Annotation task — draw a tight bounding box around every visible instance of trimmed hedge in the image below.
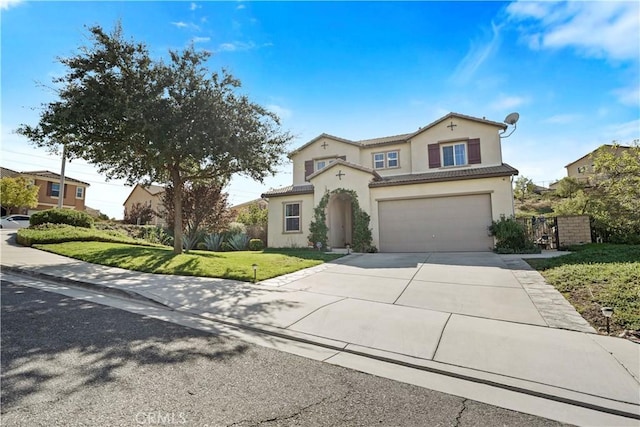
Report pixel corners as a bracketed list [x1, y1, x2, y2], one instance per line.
[248, 238, 265, 251]
[16, 224, 145, 247]
[30, 208, 94, 228]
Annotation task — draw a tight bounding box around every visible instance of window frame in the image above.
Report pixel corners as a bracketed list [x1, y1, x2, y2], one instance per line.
[283, 201, 302, 233]
[441, 142, 467, 167]
[372, 150, 400, 169]
[51, 183, 61, 198]
[76, 187, 84, 199]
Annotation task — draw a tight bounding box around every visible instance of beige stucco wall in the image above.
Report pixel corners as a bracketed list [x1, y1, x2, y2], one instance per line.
[309, 166, 374, 214]
[123, 185, 165, 225]
[410, 117, 503, 174]
[556, 215, 592, 248]
[369, 176, 514, 248]
[291, 137, 361, 185]
[359, 143, 412, 176]
[266, 193, 314, 248]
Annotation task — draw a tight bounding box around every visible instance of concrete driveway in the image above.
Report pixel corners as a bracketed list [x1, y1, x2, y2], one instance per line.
[278, 252, 547, 326]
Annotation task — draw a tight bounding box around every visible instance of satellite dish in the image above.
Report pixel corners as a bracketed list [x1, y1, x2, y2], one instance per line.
[504, 112, 520, 125]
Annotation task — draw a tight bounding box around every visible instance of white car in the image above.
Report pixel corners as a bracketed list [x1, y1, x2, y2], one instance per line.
[0, 214, 31, 229]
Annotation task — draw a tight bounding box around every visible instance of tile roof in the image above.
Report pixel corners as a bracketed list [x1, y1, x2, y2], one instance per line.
[288, 112, 509, 157]
[369, 164, 519, 187]
[306, 159, 382, 181]
[20, 170, 90, 186]
[261, 184, 315, 198]
[357, 133, 414, 147]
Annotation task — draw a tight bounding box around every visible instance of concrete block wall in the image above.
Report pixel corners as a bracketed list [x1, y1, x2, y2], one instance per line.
[556, 215, 592, 248]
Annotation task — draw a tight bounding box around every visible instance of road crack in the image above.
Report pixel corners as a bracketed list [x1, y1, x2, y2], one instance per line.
[453, 398, 468, 427]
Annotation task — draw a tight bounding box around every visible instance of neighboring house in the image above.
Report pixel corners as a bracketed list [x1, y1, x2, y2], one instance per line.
[122, 184, 166, 225]
[229, 198, 268, 220]
[261, 112, 519, 252]
[1, 167, 90, 214]
[550, 144, 632, 189]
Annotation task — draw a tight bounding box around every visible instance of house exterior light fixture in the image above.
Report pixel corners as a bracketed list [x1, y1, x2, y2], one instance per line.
[252, 264, 258, 283]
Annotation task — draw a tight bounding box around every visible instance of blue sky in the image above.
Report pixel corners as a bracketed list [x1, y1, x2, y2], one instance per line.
[2, 1, 638, 219]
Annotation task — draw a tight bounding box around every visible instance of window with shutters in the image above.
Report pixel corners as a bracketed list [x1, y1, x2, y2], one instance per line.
[51, 183, 61, 197]
[442, 143, 467, 167]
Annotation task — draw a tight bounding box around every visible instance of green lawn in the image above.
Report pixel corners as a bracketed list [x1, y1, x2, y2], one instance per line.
[527, 244, 640, 334]
[34, 241, 344, 282]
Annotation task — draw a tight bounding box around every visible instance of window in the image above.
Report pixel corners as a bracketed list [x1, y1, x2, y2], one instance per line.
[442, 143, 467, 167]
[315, 159, 335, 171]
[51, 183, 60, 198]
[373, 153, 385, 169]
[373, 151, 399, 169]
[387, 151, 398, 168]
[76, 187, 84, 199]
[284, 202, 301, 232]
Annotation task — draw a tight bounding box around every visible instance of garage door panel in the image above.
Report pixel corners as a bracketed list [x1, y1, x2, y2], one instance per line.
[379, 194, 493, 252]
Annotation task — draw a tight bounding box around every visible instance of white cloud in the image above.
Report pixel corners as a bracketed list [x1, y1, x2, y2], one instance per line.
[542, 114, 582, 124]
[0, 0, 22, 10]
[192, 36, 210, 44]
[452, 21, 502, 84]
[237, 4, 246, 10]
[171, 21, 200, 31]
[612, 85, 640, 107]
[190, 2, 200, 11]
[489, 94, 529, 111]
[217, 41, 272, 52]
[604, 119, 640, 141]
[267, 104, 292, 120]
[506, 1, 640, 62]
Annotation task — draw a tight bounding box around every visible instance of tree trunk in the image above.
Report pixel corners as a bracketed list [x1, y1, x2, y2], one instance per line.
[171, 167, 183, 254]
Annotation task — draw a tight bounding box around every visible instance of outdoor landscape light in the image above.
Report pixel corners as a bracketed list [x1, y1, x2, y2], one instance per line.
[346, 243, 351, 254]
[252, 264, 258, 283]
[601, 307, 614, 335]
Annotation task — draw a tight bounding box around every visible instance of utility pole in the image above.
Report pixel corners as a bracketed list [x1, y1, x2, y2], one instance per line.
[57, 144, 66, 209]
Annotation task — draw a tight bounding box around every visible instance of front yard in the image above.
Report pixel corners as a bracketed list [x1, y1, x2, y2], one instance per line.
[34, 242, 343, 282]
[527, 244, 640, 336]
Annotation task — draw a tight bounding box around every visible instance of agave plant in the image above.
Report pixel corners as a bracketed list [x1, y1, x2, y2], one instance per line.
[227, 233, 249, 251]
[182, 227, 203, 252]
[204, 233, 223, 251]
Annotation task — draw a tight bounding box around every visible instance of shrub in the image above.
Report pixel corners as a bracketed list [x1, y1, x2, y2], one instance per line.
[16, 224, 144, 246]
[220, 241, 233, 252]
[182, 231, 202, 252]
[248, 238, 264, 251]
[204, 233, 223, 251]
[227, 233, 249, 251]
[489, 216, 540, 254]
[226, 222, 247, 236]
[196, 242, 207, 251]
[30, 208, 94, 228]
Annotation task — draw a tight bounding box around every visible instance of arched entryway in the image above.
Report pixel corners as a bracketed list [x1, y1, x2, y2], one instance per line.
[327, 192, 353, 248]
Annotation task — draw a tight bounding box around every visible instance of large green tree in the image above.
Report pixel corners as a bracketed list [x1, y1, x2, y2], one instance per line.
[0, 177, 39, 214]
[513, 176, 535, 202]
[588, 142, 640, 240]
[17, 23, 291, 253]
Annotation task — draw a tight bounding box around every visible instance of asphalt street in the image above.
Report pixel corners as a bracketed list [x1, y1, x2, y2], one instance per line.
[1, 279, 566, 427]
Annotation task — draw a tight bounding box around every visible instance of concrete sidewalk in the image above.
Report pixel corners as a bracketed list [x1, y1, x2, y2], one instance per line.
[1, 231, 638, 425]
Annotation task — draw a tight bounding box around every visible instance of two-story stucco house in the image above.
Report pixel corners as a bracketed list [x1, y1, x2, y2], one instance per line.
[1, 167, 90, 214]
[262, 112, 519, 252]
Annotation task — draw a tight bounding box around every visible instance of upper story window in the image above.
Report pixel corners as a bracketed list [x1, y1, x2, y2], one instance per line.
[315, 159, 334, 171]
[442, 143, 467, 167]
[373, 150, 399, 169]
[76, 187, 84, 199]
[428, 139, 480, 169]
[51, 183, 61, 198]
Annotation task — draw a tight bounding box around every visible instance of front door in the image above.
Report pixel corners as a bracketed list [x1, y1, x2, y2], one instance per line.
[327, 193, 352, 248]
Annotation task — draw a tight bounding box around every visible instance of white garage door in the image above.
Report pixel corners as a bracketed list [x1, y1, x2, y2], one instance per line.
[378, 194, 493, 252]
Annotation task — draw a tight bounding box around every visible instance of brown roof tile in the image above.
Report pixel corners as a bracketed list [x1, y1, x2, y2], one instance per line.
[369, 164, 519, 188]
[261, 184, 315, 198]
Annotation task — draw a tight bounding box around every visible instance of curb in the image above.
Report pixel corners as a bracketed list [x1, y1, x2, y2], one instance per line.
[1, 265, 171, 309]
[3, 265, 639, 421]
